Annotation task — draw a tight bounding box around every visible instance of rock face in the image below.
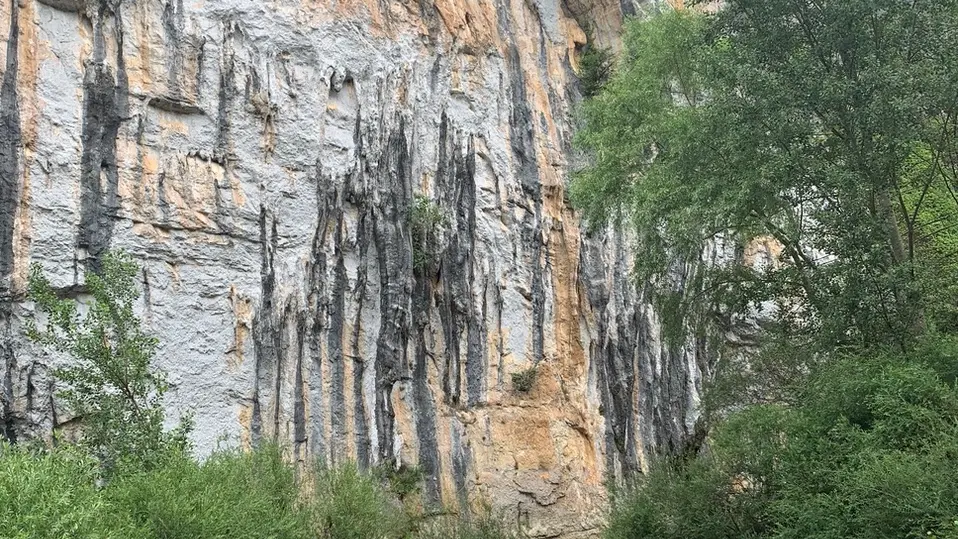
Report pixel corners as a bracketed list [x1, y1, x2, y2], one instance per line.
[0, 0, 705, 536]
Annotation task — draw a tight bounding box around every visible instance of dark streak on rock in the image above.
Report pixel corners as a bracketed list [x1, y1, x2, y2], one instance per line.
[371, 118, 413, 464]
[0, 0, 20, 288]
[412, 263, 441, 506]
[450, 419, 471, 509]
[251, 205, 279, 445]
[306, 161, 332, 461]
[77, 1, 129, 271]
[579, 228, 639, 474]
[215, 23, 237, 162]
[505, 46, 541, 202]
[0, 0, 20, 444]
[0, 320, 14, 444]
[293, 310, 308, 463]
[148, 95, 203, 115]
[344, 114, 372, 469]
[351, 198, 371, 470]
[35, 0, 86, 12]
[435, 113, 482, 406]
[160, 0, 186, 100]
[328, 198, 347, 464]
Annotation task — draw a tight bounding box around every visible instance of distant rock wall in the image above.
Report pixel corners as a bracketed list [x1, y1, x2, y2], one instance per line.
[0, 0, 705, 536]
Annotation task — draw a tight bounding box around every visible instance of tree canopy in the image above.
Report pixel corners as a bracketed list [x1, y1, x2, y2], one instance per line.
[573, 0, 958, 354]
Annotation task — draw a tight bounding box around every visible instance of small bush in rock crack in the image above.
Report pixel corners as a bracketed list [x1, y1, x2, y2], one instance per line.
[410, 195, 449, 271]
[511, 366, 538, 393]
[374, 462, 424, 501]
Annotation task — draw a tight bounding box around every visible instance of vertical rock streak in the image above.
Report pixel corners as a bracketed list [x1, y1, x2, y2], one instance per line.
[0, 0, 20, 444]
[371, 120, 413, 464]
[78, 1, 128, 270]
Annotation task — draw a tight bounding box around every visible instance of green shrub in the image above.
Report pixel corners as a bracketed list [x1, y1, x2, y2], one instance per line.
[578, 38, 613, 98]
[410, 195, 448, 270]
[311, 462, 409, 539]
[0, 443, 138, 538]
[511, 366, 538, 393]
[415, 510, 519, 539]
[605, 349, 958, 539]
[27, 251, 192, 473]
[0, 440, 539, 539]
[104, 445, 311, 539]
[374, 463, 423, 500]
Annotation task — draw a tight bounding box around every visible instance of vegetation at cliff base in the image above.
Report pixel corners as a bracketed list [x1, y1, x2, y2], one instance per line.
[573, 0, 958, 537]
[26, 251, 192, 474]
[0, 252, 519, 539]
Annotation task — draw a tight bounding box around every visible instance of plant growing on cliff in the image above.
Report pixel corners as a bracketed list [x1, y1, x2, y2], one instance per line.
[26, 251, 191, 473]
[410, 195, 448, 271]
[577, 29, 614, 98]
[373, 463, 423, 501]
[511, 366, 538, 393]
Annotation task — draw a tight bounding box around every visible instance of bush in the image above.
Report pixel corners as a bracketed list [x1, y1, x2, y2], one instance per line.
[374, 463, 423, 501]
[578, 41, 613, 98]
[27, 251, 192, 473]
[104, 445, 311, 539]
[0, 443, 138, 538]
[311, 462, 409, 539]
[605, 348, 958, 539]
[415, 507, 520, 539]
[410, 195, 448, 271]
[511, 366, 537, 393]
[0, 440, 536, 538]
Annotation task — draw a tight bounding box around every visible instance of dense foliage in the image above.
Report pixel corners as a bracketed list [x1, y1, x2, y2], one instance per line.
[0, 441, 519, 539]
[572, 1, 958, 537]
[577, 30, 614, 98]
[573, 0, 958, 352]
[605, 343, 958, 539]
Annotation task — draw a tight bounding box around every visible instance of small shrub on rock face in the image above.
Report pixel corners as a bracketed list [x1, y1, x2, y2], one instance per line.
[410, 195, 448, 270]
[374, 462, 423, 500]
[578, 40, 614, 98]
[511, 366, 538, 393]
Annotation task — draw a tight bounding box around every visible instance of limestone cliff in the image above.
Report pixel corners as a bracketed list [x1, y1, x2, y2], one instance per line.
[0, 0, 705, 536]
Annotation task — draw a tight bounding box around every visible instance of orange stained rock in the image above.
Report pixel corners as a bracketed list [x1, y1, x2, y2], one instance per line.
[228, 285, 253, 369]
[743, 234, 785, 269]
[127, 0, 157, 93]
[432, 0, 498, 50]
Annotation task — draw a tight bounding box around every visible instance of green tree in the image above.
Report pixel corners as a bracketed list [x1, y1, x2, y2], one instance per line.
[575, 3, 958, 537]
[26, 251, 190, 473]
[573, 1, 958, 357]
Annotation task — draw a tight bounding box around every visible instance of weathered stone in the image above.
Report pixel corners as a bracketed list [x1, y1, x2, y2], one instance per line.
[0, 0, 706, 536]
